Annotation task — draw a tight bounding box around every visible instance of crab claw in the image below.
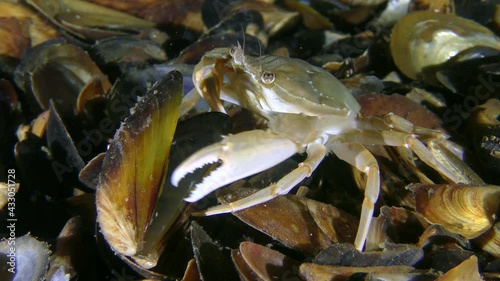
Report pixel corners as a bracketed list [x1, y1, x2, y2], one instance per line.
[171, 130, 301, 202]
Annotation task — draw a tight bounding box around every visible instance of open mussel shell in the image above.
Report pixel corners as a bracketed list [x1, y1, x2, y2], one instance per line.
[91, 37, 168, 80]
[409, 184, 500, 239]
[14, 39, 111, 117]
[474, 222, 500, 259]
[467, 98, 500, 184]
[27, 0, 155, 40]
[232, 241, 301, 281]
[46, 102, 86, 190]
[0, 2, 58, 59]
[104, 64, 196, 125]
[390, 11, 500, 82]
[190, 221, 240, 281]
[432, 49, 500, 95]
[46, 217, 96, 280]
[224, 194, 333, 255]
[366, 206, 429, 250]
[417, 224, 472, 250]
[96, 71, 184, 269]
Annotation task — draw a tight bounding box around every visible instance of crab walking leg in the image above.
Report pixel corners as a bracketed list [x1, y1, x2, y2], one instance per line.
[356, 114, 446, 139]
[179, 88, 201, 116]
[195, 142, 327, 216]
[339, 131, 460, 183]
[330, 142, 380, 251]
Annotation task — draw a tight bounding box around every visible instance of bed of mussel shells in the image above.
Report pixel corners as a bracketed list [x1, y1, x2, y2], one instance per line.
[0, 0, 500, 280]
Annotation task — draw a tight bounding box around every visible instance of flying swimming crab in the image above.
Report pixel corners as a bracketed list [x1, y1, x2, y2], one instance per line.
[171, 44, 461, 251]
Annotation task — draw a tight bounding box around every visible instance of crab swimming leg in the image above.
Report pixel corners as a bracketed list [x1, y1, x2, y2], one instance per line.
[329, 141, 380, 252]
[338, 130, 460, 183]
[197, 142, 327, 216]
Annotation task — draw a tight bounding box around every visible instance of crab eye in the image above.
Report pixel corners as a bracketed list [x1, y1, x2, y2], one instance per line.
[229, 46, 237, 56]
[261, 71, 275, 84]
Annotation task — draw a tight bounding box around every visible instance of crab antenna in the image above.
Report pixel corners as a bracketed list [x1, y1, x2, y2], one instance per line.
[240, 24, 246, 55]
[258, 38, 262, 57]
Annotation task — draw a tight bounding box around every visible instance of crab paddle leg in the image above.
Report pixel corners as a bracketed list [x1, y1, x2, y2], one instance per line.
[195, 142, 327, 216]
[330, 142, 380, 251]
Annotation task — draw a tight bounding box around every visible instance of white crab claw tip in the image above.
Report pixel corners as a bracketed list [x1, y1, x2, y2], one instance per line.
[184, 191, 203, 203]
[170, 144, 223, 187]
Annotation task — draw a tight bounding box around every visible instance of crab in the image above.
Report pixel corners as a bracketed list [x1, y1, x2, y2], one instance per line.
[171, 45, 460, 251]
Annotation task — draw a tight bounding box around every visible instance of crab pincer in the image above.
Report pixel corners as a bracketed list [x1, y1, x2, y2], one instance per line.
[172, 130, 302, 203]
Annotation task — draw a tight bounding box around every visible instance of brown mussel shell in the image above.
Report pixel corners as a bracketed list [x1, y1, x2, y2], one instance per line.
[410, 184, 500, 239]
[96, 71, 183, 269]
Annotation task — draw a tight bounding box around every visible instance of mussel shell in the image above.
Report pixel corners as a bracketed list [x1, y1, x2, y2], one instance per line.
[410, 184, 500, 239]
[322, 31, 374, 59]
[0, 2, 58, 58]
[409, 0, 455, 14]
[435, 255, 483, 281]
[433, 50, 500, 95]
[105, 64, 195, 125]
[91, 37, 168, 81]
[202, 0, 300, 37]
[86, 0, 205, 33]
[46, 217, 96, 280]
[190, 221, 240, 281]
[474, 222, 500, 259]
[468, 99, 500, 184]
[390, 11, 500, 81]
[27, 0, 156, 40]
[232, 241, 301, 281]
[46, 102, 86, 188]
[454, 0, 499, 27]
[14, 133, 67, 198]
[14, 39, 111, 117]
[270, 29, 325, 59]
[299, 263, 417, 281]
[96, 71, 184, 268]
[202, 9, 265, 39]
[313, 243, 423, 267]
